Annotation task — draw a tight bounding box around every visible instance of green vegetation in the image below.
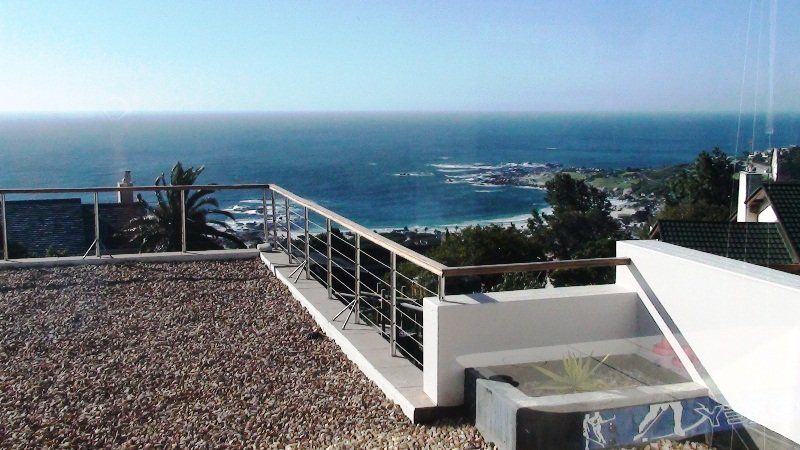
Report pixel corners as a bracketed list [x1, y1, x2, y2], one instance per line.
[44, 247, 69, 257]
[528, 173, 623, 286]
[392, 173, 622, 294]
[524, 165, 688, 198]
[123, 162, 244, 252]
[397, 224, 546, 296]
[532, 353, 610, 394]
[787, 149, 800, 180]
[657, 148, 737, 221]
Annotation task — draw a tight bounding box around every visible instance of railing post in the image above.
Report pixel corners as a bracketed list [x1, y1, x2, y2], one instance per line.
[270, 189, 278, 248]
[1, 193, 8, 261]
[285, 197, 292, 263]
[355, 234, 361, 324]
[304, 206, 310, 280]
[262, 188, 268, 244]
[326, 218, 332, 298]
[379, 288, 386, 335]
[180, 189, 186, 253]
[438, 274, 446, 301]
[390, 251, 397, 356]
[94, 192, 101, 257]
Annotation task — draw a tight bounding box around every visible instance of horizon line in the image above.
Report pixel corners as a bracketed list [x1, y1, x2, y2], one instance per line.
[1, 109, 800, 116]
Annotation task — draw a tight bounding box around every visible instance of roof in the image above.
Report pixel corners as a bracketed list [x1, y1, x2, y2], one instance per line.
[760, 183, 800, 257]
[2, 199, 147, 257]
[652, 220, 794, 265]
[4, 198, 90, 256]
[85, 203, 148, 252]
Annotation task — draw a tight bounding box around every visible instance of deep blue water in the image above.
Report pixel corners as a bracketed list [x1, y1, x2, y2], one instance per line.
[1, 112, 799, 229]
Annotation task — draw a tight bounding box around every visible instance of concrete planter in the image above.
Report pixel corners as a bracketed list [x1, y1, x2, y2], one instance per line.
[468, 367, 750, 450]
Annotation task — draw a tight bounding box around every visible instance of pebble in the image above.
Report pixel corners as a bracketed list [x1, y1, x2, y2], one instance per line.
[0, 260, 493, 449]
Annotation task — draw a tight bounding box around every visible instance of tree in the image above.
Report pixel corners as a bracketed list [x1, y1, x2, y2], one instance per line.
[123, 163, 244, 252]
[528, 173, 623, 286]
[658, 148, 735, 221]
[785, 148, 800, 181]
[398, 224, 546, 296]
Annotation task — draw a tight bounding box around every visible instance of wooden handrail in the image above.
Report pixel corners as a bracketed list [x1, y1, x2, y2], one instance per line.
[441, 257, 631, 277]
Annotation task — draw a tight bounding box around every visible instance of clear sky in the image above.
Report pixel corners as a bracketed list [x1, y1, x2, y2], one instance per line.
[1, 0, 798, 113]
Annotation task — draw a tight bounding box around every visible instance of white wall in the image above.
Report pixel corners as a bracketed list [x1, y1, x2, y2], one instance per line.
[758, 204, 778, 223]
[617, 240, 800, 444]
[422, 285, 640, 406]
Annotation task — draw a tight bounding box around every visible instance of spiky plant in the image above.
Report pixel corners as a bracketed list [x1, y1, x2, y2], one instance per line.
[122, 162, 244, 252]
[532, 353, 610, 394]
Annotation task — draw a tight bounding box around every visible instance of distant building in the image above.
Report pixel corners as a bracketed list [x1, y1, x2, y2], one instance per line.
[651, 180, 800, 271]
[745, 145, 799, 181]
[2, 172, 146, 257]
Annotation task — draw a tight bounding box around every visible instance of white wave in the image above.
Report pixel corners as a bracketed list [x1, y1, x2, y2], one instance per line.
[468, 182, 502, 188]
[393, 172, 434, 177]
[429, 163, 486, 170]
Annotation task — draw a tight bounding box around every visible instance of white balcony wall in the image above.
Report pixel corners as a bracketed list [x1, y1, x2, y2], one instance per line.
[617, 240, 800, 444]
[422, 285, 641, 406]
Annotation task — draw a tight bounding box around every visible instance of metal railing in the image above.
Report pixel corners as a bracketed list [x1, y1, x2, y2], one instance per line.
[266, 185, 630, 368]
[0, 182, 631, 369]
[0, 184, 271, 259]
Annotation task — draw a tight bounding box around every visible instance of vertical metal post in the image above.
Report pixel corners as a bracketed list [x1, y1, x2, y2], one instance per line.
[180, 189, 186, 253]
[270, 190, 278, 248]
[285, 197, 292, 263]
[262, 189, 268, 244]
[304, 206, 310, 279]
[94, 192, 101, 257]
[379, 288, 386, 335]
[326, 218, 332, 298]
[438, 275, 446, 301]
[390, 252, 397, 356]
[354, 234, 361, 324]
[1, 193, 8, 261]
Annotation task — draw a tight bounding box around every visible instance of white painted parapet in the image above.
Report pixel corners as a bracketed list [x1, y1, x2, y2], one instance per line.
[617, 240, 800, 444]
[422, 285, 641, 406]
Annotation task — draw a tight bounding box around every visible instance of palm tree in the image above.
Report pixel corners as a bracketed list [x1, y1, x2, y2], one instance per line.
[123, 163, 244, 252]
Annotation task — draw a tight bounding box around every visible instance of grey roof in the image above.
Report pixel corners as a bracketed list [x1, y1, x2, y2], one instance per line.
[4, 199, 90, 257]
[653, 220, 794, 265]
[90, 203, 148, 253]
[761, 183, 800, 258]
[2, 199, 147, 257]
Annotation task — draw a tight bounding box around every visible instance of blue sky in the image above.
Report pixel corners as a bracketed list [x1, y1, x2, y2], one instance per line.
[0, 0, 798, 112]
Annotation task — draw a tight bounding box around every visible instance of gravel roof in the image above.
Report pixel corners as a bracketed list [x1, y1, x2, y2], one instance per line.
[0, 259, 490, 449]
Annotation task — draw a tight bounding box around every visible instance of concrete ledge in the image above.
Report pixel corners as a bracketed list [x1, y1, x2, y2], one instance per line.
[260, 250, 440, 423]
[0, 249, 260, 269]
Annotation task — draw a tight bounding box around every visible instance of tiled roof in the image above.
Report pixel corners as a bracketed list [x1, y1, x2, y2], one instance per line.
[762, 183, 800, 256]
[654, 220, 794, 265]
[4, 199, 90, 257]
[88, 203, 147, 252]
[2, 199, 147, 257]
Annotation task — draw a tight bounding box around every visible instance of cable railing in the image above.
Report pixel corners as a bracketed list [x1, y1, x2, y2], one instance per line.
[0, 182, 632, 370]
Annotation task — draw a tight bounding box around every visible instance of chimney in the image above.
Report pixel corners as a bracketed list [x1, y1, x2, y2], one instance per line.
[737, 171, 763, 222]
[118, 171, 134, 204]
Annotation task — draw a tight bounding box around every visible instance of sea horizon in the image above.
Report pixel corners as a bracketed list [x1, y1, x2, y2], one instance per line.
[1, 111, 798, 230]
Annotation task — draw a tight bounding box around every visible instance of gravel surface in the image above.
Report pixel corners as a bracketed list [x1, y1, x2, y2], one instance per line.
[0, 259, 491, 449]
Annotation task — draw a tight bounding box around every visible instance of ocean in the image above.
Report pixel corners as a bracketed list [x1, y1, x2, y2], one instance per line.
[1, 112, 798, 230]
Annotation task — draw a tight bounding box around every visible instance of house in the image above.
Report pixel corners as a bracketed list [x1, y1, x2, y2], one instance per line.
[651, 165, 800, 272]
[2, 172, 146, 257]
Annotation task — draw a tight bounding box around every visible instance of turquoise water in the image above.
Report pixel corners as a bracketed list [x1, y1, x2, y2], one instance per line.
[1, 112, 798, 229]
